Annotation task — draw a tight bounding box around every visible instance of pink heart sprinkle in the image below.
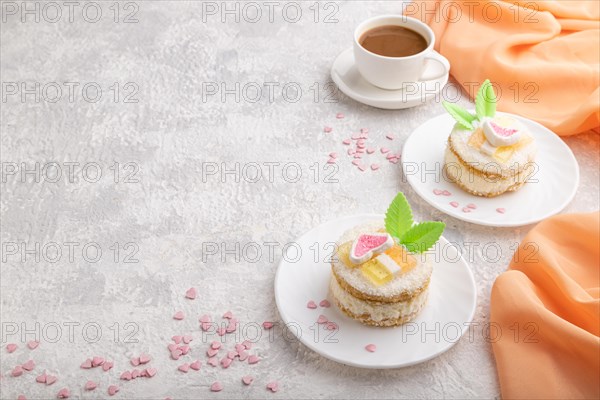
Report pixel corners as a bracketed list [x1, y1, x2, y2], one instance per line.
[319, 299, 331, 308]
[12, 365, 24, 377]
[325, 322, 338, 331]
[207, 348, 218, 357]
[307, 300, 317, 309]
[6, 343, 17, 353]
[221, 357, 233, 368]
[235, 344, 245, 354]
[179, 345, 190, 355]
[496, 208, 506, 214]
[380, 147, 390, 154]
[85, 380, 97, 390]
[172, 335, 182, 344]
[201, 322, 212, 332]
[146, 368, 157, 377]
[46, 375, 57, 385]
[139, 353, 151, 364]
[367, 148, 375, 154]
[433, 189, 443, 195]
[171, 349, 183, 360]
[323, 126, 332, 133]
[182, 335, 193, 344]
[317, 315, 328, 324]
[371, 164, 380, 171]
[57, 388, 70, 398]
[365, 344, 377, 352]
[242, 375, 254, 385]
[199, 314, 211, 323]
[167, 343, 177, 352]
[467, 203, 477, 209]
[222, 311, 233, 319]
[36, 373, 47, 383]
[227, 350, 236, 359]
[108, 385, 120, 396]
[462, 207, 472, 213]
[226, 322, 237, 333]
[217, 327, 226, 336]
[327, 158, 336, 165]
[185, 287, 197, 299]
[131, 369, 141, 379]
[211, 341, 222, 350]
[92, 356, 104, 367]
[329, 152, 337, 159]
[102, 361, 114, 372]
[351, 159, 361, 166]
[18, 396, 26, 400]
[22, 359, 35, 371]
[190, 360, 201, 371]
[27, 341, 39, 350]
[386, 134, 395, 140]
[248, 355, 260, 365]
[342, 139, 351, 145]
[238, 351, 248, 361]
[336, 113, 344, 119]
[173, 311, 184, 320]
[211, 381, 223, 392]
[130, 357, 140, 366]
[80, 359, 92, 369]
[442, 190, 452, 196]
[450, 201, 459, 208]
[120, 371, 132, 380]
[242, 340, 252, 350]
[207, 357, 218, 367]
[178, 363, 190, 373]
[262, 321, 273, 329]
[266, 381, 279, 392]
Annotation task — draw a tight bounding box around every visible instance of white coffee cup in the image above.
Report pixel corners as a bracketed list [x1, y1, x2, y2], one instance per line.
[353, 15, 450, 90]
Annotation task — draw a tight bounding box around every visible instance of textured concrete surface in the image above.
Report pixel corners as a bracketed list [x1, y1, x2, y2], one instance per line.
[1, 1, 598, 399]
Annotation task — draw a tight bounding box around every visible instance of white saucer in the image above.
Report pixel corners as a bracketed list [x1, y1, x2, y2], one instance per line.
[274, 214, 477, 369]
[330, 48, 449, 110]
[402, 112, 580, 227]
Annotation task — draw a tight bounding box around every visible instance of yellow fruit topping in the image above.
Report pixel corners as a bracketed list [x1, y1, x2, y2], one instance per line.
[360, 258, 394, 286]
[384, 245, 417, 273]
[493, 134, 534, 163]
[467, 128, 486, 149]
[335, 241, 353, 267]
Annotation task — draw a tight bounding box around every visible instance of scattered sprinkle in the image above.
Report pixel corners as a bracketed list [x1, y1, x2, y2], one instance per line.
[307, 300, 317, 309]
[248, 355, 260, 365]
[467, 203, 477, 209]
[386, 134, 395, 140]
[27, 341, 39, 350]
[324, 126, 332, 133]
[336, 113, 344, 119]
[380, 147, 390, 154]
[266, 381, 279, 392]
[210, 381, 223, 392]
[496, 208, 506, 214]
[242, 375, 254, 385]
[371, 164, 380, 171]
[57, 388, 70, 399]
[173, 311, 184, 320]
[365, 344, 377, 352]
[185, 287, 197, 299]
[84, 380, 97, 391]
[342, 139, 351, 145]
[6, 343, 17, 353]
[108, 385, 119, 396]
[450, 201, 459, 208]
[317, 315, 328, 324]
[319, 299, 330, 308]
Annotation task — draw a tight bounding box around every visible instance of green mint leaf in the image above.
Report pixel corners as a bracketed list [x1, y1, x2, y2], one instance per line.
[400, 221, 445, 254]
[442, 101, 476, 130]
[475, 79, 496, 120]
[385, 192, 414, 241]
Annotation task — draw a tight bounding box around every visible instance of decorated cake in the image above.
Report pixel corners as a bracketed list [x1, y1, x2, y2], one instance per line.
[330, 193, 445, 327]
[443, 80, 537, 197]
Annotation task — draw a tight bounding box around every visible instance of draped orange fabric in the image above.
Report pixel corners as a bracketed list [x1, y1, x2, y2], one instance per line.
[490, 212, 600, 399]
[406, 0, 600, 136]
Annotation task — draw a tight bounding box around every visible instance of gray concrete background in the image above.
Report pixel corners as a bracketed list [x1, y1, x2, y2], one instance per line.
[1, 1, 598, 399]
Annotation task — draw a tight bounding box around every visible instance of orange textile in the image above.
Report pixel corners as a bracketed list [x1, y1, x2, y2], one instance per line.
[490, 212, 600, 399]
[406, 0, 600, 136]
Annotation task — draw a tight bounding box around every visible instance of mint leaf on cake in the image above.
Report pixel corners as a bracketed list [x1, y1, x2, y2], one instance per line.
[475, 79, 496, 119]
[384, 192, 414, 241]
[442, 102, 476, 130]
[400, 221, 446, 254]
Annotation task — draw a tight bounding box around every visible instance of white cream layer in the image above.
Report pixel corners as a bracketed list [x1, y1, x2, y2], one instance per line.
[444, 147, 534, 196]
[330, 276, 428, 322]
